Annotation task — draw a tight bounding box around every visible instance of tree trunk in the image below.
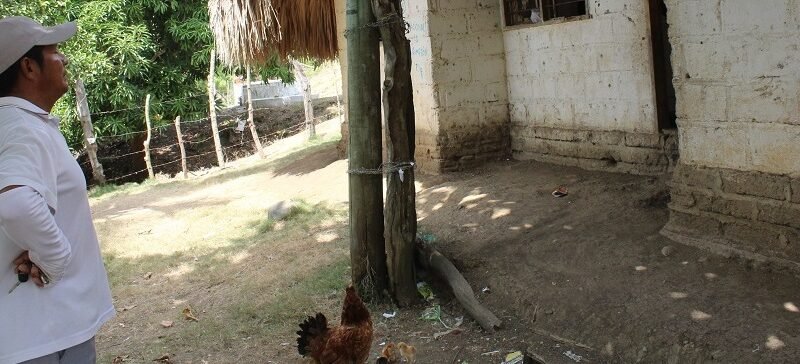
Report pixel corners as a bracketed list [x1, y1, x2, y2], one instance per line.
[143, 94, 154, 179]
[174, 116, 188, 179]
[208, 46, 225, 167]
[246, 67, 265, 158]
[372, 0, 418, 306]
[347, 0, 388, 301]
[417, 242, 503, 332]
[291, 59, 316, 139]
[74, 79, 106, 185]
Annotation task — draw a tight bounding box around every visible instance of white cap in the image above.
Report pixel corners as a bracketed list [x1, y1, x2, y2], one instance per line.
[0, 16, 77, 74]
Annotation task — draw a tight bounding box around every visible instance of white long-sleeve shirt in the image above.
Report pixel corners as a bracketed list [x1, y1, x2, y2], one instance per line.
[0, 97, 114, 364]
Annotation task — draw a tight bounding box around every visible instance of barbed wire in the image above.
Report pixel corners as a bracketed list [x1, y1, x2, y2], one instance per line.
[99, 113, 341, 183]
[88, 94, 209, 117]
[343, 13, 409, 37]
[347, 161, 415, 176]
[91, 105, 341, 142]
[98, 149, 144, 161]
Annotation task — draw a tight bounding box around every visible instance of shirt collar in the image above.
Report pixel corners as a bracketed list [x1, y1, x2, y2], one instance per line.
[0, 96, 61, 126]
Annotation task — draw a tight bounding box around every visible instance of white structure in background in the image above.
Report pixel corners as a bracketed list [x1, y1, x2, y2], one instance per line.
[233, 79, 319, 108]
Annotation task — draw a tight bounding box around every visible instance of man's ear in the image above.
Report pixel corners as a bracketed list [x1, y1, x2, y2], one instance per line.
[17, 57, 41, 82]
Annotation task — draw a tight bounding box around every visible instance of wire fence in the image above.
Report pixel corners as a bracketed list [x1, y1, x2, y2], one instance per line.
[94, 109, 341, 184]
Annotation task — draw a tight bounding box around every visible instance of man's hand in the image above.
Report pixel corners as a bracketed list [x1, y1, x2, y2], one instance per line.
[13, 251, 48, 287]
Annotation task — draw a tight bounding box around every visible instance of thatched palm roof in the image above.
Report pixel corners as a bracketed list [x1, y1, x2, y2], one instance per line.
[209, 0, 338, 66]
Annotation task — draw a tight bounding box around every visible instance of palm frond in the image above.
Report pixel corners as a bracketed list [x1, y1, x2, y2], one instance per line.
[209, 0, 337, 67]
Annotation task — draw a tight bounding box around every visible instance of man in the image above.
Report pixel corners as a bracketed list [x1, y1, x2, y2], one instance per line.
[0, 16, 114, 364]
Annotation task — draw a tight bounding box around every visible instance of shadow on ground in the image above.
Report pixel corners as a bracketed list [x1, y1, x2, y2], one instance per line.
[414, 160, 800, 363]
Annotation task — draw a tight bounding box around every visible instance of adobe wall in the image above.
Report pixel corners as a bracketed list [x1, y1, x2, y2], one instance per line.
[409, 0, 511, 173]
[663, 0, 800, 268]
[505, 0, 677, 175]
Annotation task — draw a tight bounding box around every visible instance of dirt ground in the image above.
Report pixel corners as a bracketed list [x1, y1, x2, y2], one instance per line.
[91, 123, 800, 363]
[412, 162, 800, 363]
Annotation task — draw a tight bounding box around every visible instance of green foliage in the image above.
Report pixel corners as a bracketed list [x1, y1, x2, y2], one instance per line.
[1, 1, 309, 152]
[0, 0, 212, 150]
[255, 54, 295, 84]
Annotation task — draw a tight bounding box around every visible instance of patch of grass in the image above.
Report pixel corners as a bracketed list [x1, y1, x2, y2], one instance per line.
[230, 257, 350, 331]
[256, 219, 277, 234]
[88, 182, 133, 199]
[253, 200, 341, 235]
[88, 178, 163, 199]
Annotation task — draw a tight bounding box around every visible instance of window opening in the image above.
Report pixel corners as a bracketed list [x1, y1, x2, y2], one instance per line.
[503, 0, 588, 27]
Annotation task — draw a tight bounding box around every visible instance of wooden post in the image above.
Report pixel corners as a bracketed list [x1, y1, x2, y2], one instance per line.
[417, 242, 502, 332]
[246, 66, 265, 158]
[143, 94, 154, 179]
[372, 0, 419, 306]
[208, 45, 225, 167]
[346, 0, 388, 300]
[336, 64, 344, 121]
[291, 59, 316, 139]
[74, 79, 106, 185]
[174, 116, 188, 179]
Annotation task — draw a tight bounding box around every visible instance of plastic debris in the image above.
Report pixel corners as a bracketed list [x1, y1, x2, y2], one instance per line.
[417, 281, 435, 301]
[552, 186, 569, 198]
[382, 311, 397, 319]
[501, 351, 540, 364]
[563, 350, 583, 362]
[421, 305, 442, 322]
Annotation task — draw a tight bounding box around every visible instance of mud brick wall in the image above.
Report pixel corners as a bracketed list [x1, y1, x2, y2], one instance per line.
[666, 0, 800, 174]
[663, 0, 800, 266]
[666, 165, 800, 265]
[416, 123, 511, 172]
[409, 0, 511, 173]
[513, 126, 678, 175]
[504, 0, 664, 172]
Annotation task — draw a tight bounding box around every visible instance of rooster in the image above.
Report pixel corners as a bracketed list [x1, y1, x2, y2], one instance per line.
[297, 285, 373, 363]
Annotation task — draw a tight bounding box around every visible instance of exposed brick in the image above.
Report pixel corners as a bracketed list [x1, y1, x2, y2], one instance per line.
[721, 169, 788, 201]
[792, 179, 800, 204]
[781, 229, 800, 252]
[669, 210, 723, 237]
[617, 147, 668, 166]
[757, 203, 800, 229]
[692, 191, 714, 212]
[624, 133, 662, 148]
[533, 127, 590, 142]
[661, 132, 679, 152]
[723, 222, 781, 254]
[670, 188, 696, 209]
[673, 163, 721, 190]
[587, 131, 624, 146]
[709, 197, 758, 220]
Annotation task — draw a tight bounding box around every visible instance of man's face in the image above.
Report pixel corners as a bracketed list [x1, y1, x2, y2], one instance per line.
[36, 44, 70, 98]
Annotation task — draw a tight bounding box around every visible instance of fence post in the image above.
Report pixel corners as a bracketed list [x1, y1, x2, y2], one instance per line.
[74, 79, 106, 184]
[143, 94, 154, 179]
[246, 66, 265, 158]
[208, 45, 225, 167]
[174, 116, 188, 179]
[291, 59, 316, 140]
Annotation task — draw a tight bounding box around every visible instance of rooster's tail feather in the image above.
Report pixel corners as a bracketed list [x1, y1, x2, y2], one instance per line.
[296, 312, 328, 356]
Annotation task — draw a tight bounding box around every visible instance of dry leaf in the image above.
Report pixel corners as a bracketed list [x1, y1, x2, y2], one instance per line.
[182, 306, 199, 322]
[152, 354, 172, 363]
[112, 355, 128, 363]
[160, 320, 174, 328]
[433, 327, 463, 340]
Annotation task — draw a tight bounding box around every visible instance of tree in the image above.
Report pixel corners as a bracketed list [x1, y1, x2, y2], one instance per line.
[1, 0, 215, 150]
[345, 0, 389, 301]
[372, 0, 418, 306]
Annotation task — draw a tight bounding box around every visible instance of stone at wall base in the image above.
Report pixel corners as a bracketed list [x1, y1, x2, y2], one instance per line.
[661, 217, 800, 275]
